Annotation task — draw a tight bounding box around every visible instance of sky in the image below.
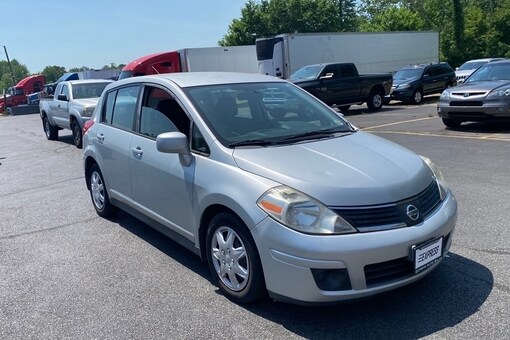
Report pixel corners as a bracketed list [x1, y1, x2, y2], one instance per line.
[1, 0, 247, 74]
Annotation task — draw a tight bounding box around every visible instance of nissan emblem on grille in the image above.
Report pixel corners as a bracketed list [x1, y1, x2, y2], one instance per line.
[464, 93, 470, 97]
[406, 204, 420, 221]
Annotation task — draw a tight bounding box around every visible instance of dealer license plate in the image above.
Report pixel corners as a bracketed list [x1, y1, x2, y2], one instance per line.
[414, 237, 443, 273]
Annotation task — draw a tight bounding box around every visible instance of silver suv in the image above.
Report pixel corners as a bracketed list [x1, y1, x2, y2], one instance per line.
[83, 72, 457, 305]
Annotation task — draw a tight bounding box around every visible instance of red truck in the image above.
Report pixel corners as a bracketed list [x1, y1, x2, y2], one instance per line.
[118, 46, 258, 80]
[0, 74, 45, 112]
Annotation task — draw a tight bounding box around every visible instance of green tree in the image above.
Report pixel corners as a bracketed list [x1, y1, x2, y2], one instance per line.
[219, 0, 358, 46]
[0, 59, 29, 91]
[359, 7, 426, 31]
[42, 65, 67, 83]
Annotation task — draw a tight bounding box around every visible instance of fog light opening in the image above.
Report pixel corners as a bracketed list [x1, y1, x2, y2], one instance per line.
[311, 268, 352, 291]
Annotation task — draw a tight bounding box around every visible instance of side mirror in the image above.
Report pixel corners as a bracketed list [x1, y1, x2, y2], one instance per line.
[156, 131, 192, 166]
[319, 73, 334, 80]
[57, 94, 68, 101]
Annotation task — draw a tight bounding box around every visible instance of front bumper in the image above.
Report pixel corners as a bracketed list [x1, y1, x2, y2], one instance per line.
[251, 192, 457, 304]
[386, 88, 414, 101]
[438, 100, 510, 120]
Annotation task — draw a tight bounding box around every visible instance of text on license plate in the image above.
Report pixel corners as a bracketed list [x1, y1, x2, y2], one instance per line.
[414, 237, 443, 273]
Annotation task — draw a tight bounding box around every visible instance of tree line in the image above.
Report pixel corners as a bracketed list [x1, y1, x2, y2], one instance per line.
[2, 0, 509, 91]
[219, 0, 510, 67]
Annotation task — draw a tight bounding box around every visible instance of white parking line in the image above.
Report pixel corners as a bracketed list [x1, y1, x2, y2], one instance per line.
[362, 117, 435, 130]
[370, 130, 510, 142]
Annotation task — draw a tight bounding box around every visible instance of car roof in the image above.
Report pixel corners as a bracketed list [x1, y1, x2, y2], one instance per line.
[400, 62, 450, 70]
[114, 72, 286, 88]
[463, 58, 505, 63]
[64, 79, 114, 85]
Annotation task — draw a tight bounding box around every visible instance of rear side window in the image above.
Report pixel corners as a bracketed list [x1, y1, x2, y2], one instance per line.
[104, 85, 141, 131]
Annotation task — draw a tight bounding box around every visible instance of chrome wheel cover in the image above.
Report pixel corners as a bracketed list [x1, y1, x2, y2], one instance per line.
[211, 226, 249, 291]
[90, 171, 105, 210]
[414, 91, 422, 103]
[373, 94, 382, 108]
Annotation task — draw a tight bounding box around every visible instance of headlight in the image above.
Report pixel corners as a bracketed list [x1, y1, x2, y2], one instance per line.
[257, 186, 356, 235]
[440, 90, 450, 99]
[397, 83, 411, 89]
[420, 156, 449, 201]
[82, 106, 96, 117]
[487, 87, 510, 98]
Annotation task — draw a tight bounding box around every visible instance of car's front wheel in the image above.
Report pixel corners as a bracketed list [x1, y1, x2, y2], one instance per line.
[88, 163, 116, 217]
[206, 212, 266, 304]
[411, 89, 423, 105]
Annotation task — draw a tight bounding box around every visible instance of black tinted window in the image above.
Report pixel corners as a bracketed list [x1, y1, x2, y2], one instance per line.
[102, 91, 116, 124]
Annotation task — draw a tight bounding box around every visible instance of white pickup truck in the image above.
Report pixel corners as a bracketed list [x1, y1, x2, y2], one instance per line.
[40, 79, 113, 148]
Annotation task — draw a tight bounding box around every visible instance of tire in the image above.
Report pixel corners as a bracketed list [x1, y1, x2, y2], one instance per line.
[442, 118, 462, 129]
[43, 116, 58, 140]
[206, 212, 266, 304]
[411, 89, 423, 105]
[366, 90, 384, 111]
[338, 105, 350, 113]
[89, 163, 116, 218]
[71, 120, 83, 149]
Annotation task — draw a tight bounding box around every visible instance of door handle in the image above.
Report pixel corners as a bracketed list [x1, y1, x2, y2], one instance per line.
[131, 146, 143, 157]
[97, 134, 105, 143]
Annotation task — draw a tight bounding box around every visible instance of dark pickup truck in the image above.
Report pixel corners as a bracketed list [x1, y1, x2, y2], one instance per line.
[290, 63, 393, 112]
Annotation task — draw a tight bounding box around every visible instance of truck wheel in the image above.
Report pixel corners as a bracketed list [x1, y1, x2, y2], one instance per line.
[442, 118, 462, 129]
[43, 116, 58, 140]
[206, 212, 266, 304]
[411, 89, 423, 105]
[71, 121, 83, 149]
[367, 90, 384, 112]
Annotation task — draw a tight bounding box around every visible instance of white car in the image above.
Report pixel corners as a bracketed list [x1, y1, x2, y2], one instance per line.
[83, 72, 457, 305]
[455, 58, 505, 84]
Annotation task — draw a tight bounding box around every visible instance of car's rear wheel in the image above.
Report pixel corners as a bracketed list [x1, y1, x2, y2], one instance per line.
[206, 212, 266, 304]
[89, 164, 116, 217]
[71, 121, 83, 149]
[442, 118, 462, 128]
[411, 89, 423, 104]
[43, 116, 58, 140]
[367, 90, 384, 112]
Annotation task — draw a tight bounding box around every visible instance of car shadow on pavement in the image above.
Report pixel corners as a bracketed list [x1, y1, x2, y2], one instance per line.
[447, 121, 510, 133]
[111, 211, 492, 339]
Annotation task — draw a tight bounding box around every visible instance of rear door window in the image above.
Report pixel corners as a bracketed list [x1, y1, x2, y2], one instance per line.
[109, 86, 141, 131]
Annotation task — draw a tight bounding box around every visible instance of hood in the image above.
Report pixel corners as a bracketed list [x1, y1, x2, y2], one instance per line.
[233, 132, 434, 206]
[453, 80, 510, 92]
[392, 77, 419, 86]
[72, 98, 100, 107]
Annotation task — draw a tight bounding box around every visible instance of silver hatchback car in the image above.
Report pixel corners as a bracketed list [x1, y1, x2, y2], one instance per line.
[83, 72, 457, 305]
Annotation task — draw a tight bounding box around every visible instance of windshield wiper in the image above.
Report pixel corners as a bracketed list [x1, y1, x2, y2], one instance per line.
[228, 139, 277, 147]
[280, 127, 353, 142]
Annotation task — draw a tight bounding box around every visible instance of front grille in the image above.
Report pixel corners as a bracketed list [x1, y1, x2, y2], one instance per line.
[450, 101, 483, 107]
[364, 232, 451, 288]
[332, 181, 441, 232]
[449, 112, 487, 118]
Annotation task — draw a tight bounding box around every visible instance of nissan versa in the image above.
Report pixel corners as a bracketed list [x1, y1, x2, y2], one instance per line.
[82, 72, 457, 305]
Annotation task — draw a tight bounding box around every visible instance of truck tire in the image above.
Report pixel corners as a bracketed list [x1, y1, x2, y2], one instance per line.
[367, 90, 384, 112]
[43, 116, 58, 140]
[71, 121, 83, 149]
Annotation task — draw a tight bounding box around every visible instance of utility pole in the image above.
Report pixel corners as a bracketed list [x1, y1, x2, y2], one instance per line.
[1, 45, 16, 86]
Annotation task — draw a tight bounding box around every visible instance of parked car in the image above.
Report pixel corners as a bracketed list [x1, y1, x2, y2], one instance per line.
[290, 62, 392, 112]
[455, 58, 505, 84]
[83, 72, 457, 305]
[387, 63, 456, 104]
[40, 79, 113, 148]
[438, 59, 510, 128]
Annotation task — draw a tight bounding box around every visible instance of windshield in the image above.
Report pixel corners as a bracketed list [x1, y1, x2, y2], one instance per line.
[184, 82, 352, 147]
[71, 82, 111, 99]
[458, 61, 487, 71]
[465, 63, 510, 82]
[393, 68, 423, 81]
[290, 65, 323, 80]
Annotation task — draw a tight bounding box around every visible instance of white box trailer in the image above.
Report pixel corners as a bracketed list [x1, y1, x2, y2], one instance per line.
[178, 45, 259, 73]
[256, 31, 440, 79]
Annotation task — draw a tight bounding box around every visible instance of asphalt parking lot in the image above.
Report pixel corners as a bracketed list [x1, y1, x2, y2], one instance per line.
[1, 99, 509, 339]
